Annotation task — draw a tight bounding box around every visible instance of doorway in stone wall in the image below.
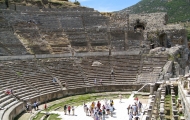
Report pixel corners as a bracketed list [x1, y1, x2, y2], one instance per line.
[134, 19, 145, 32]
[159, 33, 167, 47]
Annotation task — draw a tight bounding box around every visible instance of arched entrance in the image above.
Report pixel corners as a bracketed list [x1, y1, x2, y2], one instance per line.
[134, 19, 145, 32]
[159, 33, 167, 47]
[134, 24, 145, 31]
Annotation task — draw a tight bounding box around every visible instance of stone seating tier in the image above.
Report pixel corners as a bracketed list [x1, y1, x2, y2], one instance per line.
[0, 32, 23, 45]
[0, 7, 129, 55]
[83, 16, 108, 26]
[41, 7, 95, 12]
[23, 75, 60, 91]
[0, 54, 167, 120]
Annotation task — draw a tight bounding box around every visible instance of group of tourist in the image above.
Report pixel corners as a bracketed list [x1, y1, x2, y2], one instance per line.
[127, 96, 142, 120]
[22, 95, 142, 120]
[25, 101, 39, 113]
[61, 95, 142, 120]
[83, 98, 115, 120]
[63, 105, 75, 115]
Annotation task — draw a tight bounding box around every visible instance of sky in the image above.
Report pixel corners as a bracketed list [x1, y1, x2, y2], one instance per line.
[70, 0, 141, 12]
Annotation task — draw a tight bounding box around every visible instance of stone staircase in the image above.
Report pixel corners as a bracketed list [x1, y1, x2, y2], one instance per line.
[113, 55, 141, 84]
[138, 55, 168, 83]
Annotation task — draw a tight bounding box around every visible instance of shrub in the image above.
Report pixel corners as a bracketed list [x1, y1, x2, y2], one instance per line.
[74, 0, 80, 5]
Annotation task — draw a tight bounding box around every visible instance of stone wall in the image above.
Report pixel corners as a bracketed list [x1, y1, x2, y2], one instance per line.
[0, 4, 187, 55]
[178, 81, 190, 120]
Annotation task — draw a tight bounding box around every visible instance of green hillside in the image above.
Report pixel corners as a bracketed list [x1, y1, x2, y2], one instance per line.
[120, 0, 190, 23]
[119, 0, 190, 41]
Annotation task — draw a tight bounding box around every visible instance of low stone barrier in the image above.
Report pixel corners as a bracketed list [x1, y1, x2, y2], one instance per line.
[170, 85, 179, 120]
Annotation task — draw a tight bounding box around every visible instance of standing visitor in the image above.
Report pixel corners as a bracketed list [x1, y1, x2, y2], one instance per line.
[83, 102, 86, 112]
[132, 104, 137, 115]
[29, 103, 32, 113]
[138, 101, 142, 113]
[97, 101, 101, 109]
[102, 105, 105, 110]
[91, 102, 95, 110]
[134, 96, 138, 102]
[111, 69, 114, 75]
[64, 105, 67, 115]
[127, 105, 131, 114]
[104, 98, 108, 105]
[44, 103, 47, 110]
[68, 105, 71, 115]
[36, 101, 39, 110]
[110, 104, 114, 117]
[65, 81, 67, 89]
[102, 108, 106, 120]
[52, 77, 57, 85]
[129, 112, 133, 120]
[98, 109, 102, 120]
[72, 106, 75, 115]
[86, 106, 89, 116]
[105, 104, 110, 115]
[33, 102, 37, 111]
[94, 111, 99, 120]
[100, 79, 102, 85]
[25, 103, 29, 112]
[119, 94, 122, 103]
[94, 78, 97, 85]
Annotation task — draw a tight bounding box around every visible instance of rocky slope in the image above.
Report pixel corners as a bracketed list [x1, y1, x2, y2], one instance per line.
[0, 0, 79, 8]
[119, 0, 190, 41]
[119, 0, 190, 23]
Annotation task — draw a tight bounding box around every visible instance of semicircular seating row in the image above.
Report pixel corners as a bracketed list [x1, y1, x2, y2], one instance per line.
[0, 55, 167, 119]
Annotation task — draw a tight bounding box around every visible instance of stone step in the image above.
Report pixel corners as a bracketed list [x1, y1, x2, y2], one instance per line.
[0, 97, 16, 108]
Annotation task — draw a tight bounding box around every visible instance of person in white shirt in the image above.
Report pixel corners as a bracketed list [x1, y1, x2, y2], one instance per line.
[72, 106, 75, 115]
[104, 98, 108, 105]
[109, 104, 114, 117]
[129, 112, 133, 120]
[105, 104, 110, 115]
[94, 78, 97, 85]
[119, 94, 122, 103]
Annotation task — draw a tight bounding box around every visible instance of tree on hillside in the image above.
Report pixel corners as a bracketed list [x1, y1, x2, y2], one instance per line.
[74, 0, 80, 5]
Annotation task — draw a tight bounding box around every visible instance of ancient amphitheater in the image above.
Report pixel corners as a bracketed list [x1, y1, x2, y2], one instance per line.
[0, 1, 190, 120]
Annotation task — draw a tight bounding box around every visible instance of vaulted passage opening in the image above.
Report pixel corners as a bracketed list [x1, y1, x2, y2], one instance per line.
[134, 24, 145, 31]
[5, 0, 9, 8]
[159, 33, 167, 47]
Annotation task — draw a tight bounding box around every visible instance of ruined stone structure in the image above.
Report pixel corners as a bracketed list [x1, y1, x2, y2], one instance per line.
[0, 4, 187, 55]
[0, 2, 190, 120]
